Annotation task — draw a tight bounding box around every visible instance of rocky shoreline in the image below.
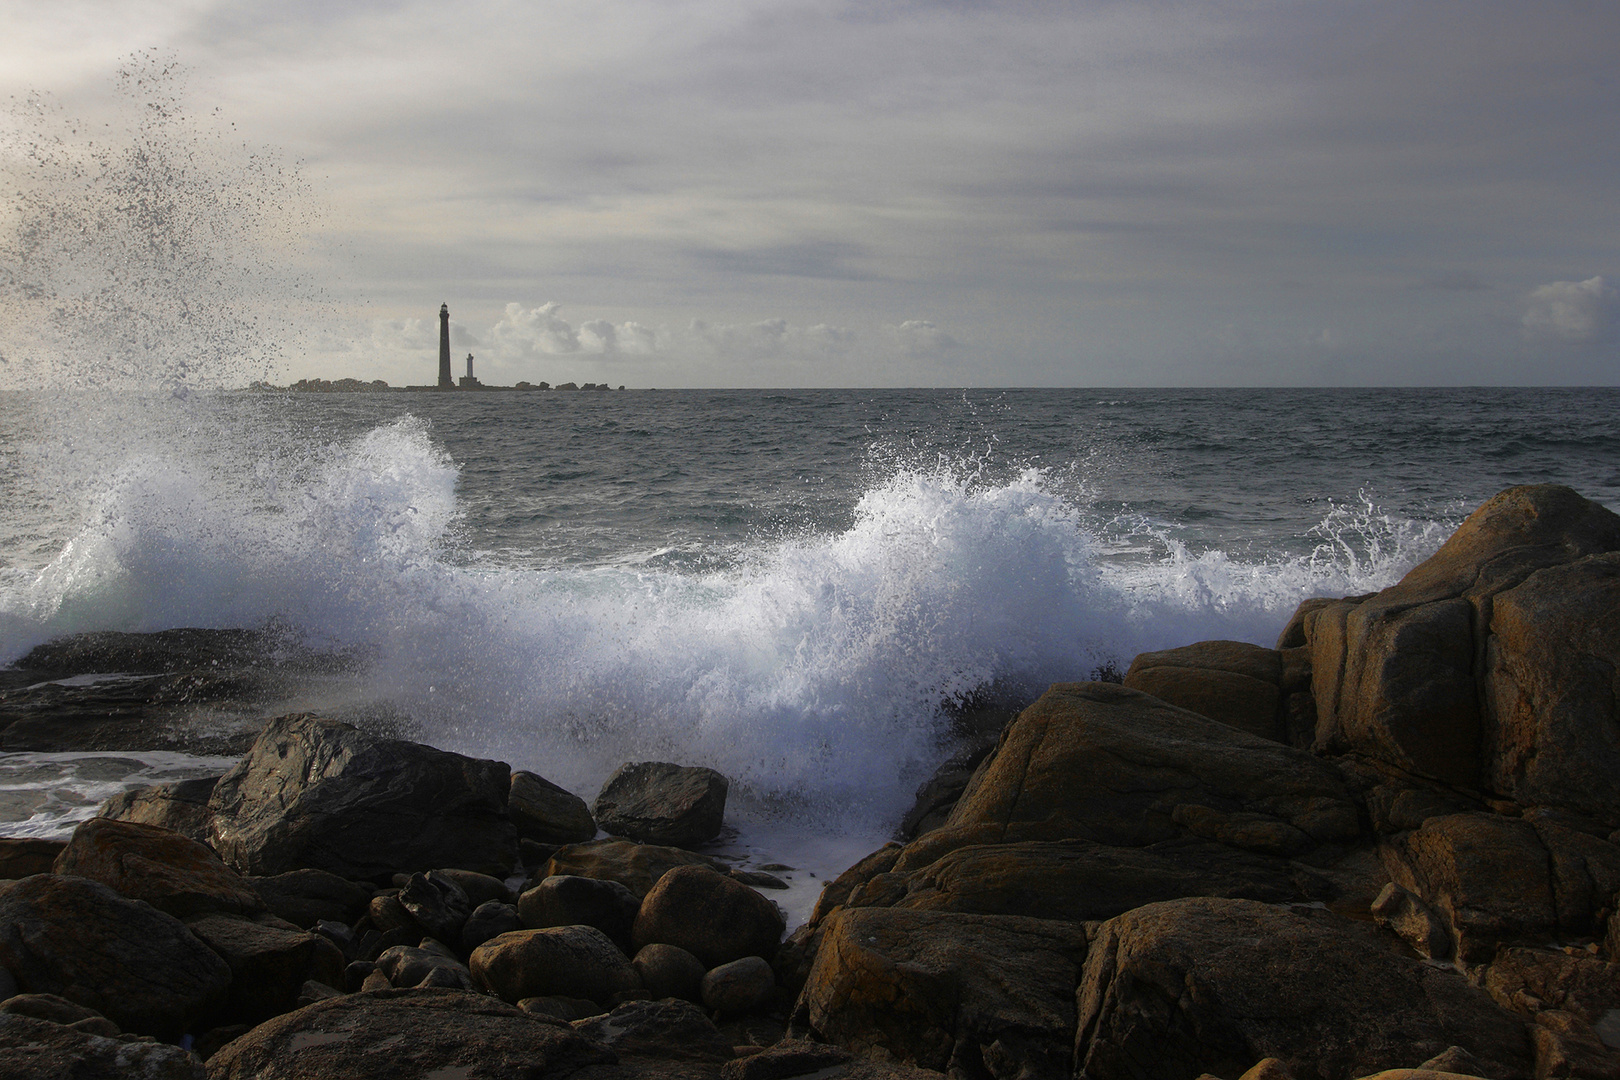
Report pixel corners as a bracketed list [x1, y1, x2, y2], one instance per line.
[1, 483, 1617, 1079]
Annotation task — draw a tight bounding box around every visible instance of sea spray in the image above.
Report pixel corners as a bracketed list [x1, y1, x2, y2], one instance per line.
[0, 402, 1454, 840]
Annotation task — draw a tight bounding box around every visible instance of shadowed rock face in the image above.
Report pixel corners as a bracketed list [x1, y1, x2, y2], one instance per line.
[207, 713, 517, 879]
[203, 987, 613, 1080]
[798, 906, 1088, 1080]
[1074, 897, 1534, 1080]
[0, 874, 230, 1040]
[937, 682, 1359, 857]
[1484, 552, 1620, 824]
[1302, 484, 1620, 792]
[593, 760, 729, 847]
[0, 1013, 205, 1080]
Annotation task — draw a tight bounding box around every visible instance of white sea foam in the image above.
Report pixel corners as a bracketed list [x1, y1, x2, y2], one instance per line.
[0, 413, 1447, 840]
[0, 750, 241, 839]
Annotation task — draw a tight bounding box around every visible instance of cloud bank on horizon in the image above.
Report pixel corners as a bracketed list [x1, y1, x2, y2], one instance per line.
[0, 0, 1616, 387]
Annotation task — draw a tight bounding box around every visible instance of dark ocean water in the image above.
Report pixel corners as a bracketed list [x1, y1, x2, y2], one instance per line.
[1, 385, 1617, 876]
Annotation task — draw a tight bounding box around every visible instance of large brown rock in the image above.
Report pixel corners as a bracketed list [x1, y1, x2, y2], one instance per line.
[0, 1013, 205, 1080]
[203, 987, 614, 1080]
[935, 682, 1359, 856]
[852, 837, 1331, 923]
[797, 906, 1087, 1080]
[0, 838, 66, 879]
[244, 868, 372, 928]
[207, 713, 517, 879]
[185, 914, 337, 1025]
[1302, 485, 1620, 789]
[545, 837, 725, 899]
[52, 816, 264, 920]
[1483, 553, 1620, 827]
[470, 925, 640, 1004]
[1073, 897, 1533, 1080]
[96, 775, 221, 846]
[0, 874, 230, 1040]
[632, 864, 786, 968]
[1380, 812, 1558, 963]
[1123, 640, 1289, 742]
[1484, 946, 1620, 1030]
[593, 761, 729, 847]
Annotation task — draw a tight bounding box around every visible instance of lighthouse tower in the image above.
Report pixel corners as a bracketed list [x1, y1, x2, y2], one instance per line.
[437, 303, 453, 388]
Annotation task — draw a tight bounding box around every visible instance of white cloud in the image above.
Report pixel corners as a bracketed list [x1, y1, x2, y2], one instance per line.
[1521, 276, 1617, 343]
[687, 318, 857, 362]
[490, 302, 581, 358]
[884, 320, 959, 358]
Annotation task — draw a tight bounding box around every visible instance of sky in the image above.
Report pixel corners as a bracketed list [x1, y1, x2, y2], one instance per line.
[0, 0, 1617, 388]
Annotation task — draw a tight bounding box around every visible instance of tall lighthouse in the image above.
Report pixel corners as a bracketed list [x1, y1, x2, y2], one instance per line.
[438, 303, 453, 388]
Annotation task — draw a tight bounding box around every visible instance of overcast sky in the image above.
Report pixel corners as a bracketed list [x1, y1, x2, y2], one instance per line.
[1, 0, 1616, 388]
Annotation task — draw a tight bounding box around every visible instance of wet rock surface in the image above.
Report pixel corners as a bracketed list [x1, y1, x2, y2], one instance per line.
[207, 713, 517, 879]
[0, 873, 230, 1039]
[1075, 898, 1533, 1080]
[593, 760, 730, 847]
[203, 987, 613, 1080]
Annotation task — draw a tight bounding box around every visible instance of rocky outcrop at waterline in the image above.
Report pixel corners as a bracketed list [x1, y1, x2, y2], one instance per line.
[0, 483, 1615, 1079]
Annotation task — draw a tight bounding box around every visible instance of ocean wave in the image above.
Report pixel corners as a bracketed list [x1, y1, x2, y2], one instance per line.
[0, 415, 1448, 832]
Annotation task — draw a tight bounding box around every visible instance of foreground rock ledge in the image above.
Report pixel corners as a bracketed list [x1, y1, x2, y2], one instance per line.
[203, 987, 615, 1080]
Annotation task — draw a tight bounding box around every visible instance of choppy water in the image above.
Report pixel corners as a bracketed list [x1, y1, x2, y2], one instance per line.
[2, 386, 1616, 857]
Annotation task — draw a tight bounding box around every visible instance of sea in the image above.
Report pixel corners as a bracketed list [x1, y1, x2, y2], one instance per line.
[1, 383, 1617, 920]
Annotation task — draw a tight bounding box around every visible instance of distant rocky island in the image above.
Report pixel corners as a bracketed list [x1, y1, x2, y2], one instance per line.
[244, 305, 628, 393]
[246, 379, 625, 393]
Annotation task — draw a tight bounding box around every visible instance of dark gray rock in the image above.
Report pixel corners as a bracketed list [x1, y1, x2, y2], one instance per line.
[185, 913, 337, 1026]
[594, 761, 729, 847]
[0, 874, 230, 1040]
[208, 713, 517, 879]
[462, 900, 522, 953]
[245, 868, 372, 928]
[633, 865, 786, 968]
[396, 871, 471, 943]
[701, 956, 776, 1016]
[572, 998, 733, 1064]
[632, 942, 706, 1003]
[0, 1013, 204, 1080]
[375, 944, 475, 990]
[510, 770, 597, 846]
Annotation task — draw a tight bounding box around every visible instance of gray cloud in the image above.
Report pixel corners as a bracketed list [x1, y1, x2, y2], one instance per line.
[1522, 277, 1617, 344]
